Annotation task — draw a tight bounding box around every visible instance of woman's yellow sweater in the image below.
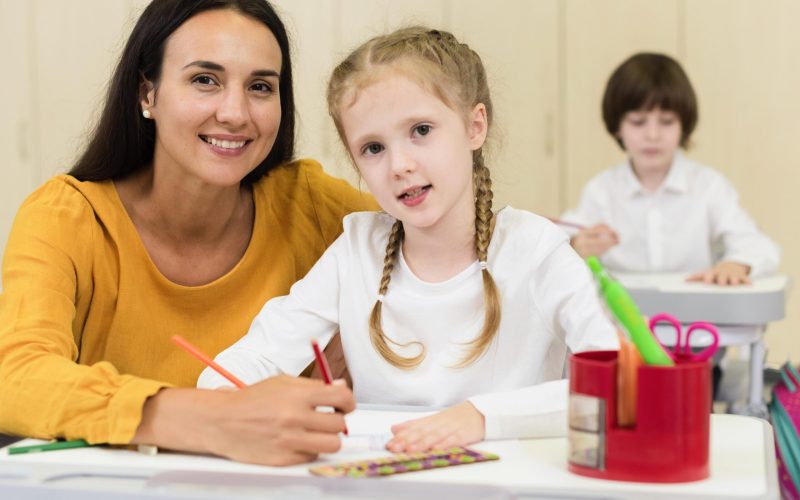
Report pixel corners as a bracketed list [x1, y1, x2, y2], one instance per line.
[0, 159, 376, 444]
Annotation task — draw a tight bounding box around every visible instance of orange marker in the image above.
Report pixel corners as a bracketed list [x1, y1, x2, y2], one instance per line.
[171, 335, 246, 389]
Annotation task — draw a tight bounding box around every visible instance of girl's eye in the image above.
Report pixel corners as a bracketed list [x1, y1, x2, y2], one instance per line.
[414, 124, 432, 136]
[362, 143, 384, 156]
[250, 81, 274, 94]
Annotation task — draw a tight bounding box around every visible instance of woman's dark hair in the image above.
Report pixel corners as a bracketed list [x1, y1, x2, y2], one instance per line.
[602, 52, 697, 150]
[69, 0, 294, 184]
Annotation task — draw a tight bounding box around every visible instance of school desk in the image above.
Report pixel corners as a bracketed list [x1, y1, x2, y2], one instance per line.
[615, 273, 789, 415]
[0, 407, 778, 499]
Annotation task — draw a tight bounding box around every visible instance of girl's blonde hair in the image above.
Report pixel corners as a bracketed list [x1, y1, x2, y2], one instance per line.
[327, 26, 500, 370]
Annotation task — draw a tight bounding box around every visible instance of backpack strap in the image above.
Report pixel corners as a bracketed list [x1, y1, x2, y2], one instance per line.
[782, 362, 799, 393]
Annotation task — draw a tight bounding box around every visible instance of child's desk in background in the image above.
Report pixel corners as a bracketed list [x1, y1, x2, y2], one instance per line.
[0, 407, 778, 499]
[616, 273, 790, 416]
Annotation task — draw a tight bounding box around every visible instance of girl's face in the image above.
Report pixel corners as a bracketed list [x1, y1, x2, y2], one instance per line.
[617, 107, 682, 176]
[339, 74, 487, 236]
[141, 9, 282, 188]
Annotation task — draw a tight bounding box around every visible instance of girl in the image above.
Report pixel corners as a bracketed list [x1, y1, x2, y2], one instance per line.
[563, 53, 780, 285]
[199, 27, 617, 452]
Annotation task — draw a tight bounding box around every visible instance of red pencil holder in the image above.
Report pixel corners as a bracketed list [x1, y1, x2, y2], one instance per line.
[568, 350, 711, 483]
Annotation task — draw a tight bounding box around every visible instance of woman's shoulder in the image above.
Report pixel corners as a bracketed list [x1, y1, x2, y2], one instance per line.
[19, 175, 117, 217]
[8, 176, 118, 258]
[253, 159, 378, 245]
[255, 159, 376, 210]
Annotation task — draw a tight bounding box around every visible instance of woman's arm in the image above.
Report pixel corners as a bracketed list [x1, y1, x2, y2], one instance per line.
[0, 181, 169, 443]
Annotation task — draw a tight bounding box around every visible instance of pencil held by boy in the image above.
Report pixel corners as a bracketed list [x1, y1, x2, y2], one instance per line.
[562, 53, 780, 286]
[198, 27, 617, 453]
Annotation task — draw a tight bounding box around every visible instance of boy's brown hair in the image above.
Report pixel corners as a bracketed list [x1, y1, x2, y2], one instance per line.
[602, 52, 698, 149]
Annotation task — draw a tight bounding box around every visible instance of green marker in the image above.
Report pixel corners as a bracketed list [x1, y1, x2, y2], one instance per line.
[586, 256, 674, 367]
[8, 439, 94, 455]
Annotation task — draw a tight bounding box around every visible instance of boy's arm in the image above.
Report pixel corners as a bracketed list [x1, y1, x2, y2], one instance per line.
[706, 175, 781, 278]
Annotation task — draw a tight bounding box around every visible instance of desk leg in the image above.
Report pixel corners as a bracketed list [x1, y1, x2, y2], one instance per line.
[749, 336, 766, 406]
[729, 330, 769, 419]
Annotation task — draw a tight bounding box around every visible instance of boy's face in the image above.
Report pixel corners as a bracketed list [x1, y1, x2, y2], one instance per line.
[617, 107, 682, 175]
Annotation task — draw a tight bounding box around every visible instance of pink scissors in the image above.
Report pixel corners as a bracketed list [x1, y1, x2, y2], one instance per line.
[648, 313, 720, 362]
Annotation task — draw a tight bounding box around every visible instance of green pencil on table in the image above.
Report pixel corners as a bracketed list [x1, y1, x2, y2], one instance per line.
[8, 439, 95, 455]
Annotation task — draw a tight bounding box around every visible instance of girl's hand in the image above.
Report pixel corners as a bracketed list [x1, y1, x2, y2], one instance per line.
[570, 224, 619, 258]
[687, 261, 752, 286]
[386, 401, 485, 452]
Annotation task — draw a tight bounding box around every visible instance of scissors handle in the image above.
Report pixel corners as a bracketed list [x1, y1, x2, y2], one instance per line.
[684, 322, 720, 362]
[648, 313, 682, 361]
[648, 313, 720, 363]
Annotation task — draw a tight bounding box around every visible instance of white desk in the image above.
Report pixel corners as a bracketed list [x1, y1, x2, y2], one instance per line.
[616, 273, 790, 414]
[0, 410, 778, 499]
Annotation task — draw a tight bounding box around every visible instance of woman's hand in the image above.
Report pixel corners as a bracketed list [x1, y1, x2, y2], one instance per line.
[687, 261, 752, 286]
[385, 401, 485, 453]
[133, 375, 354, 466]
[570, 224, 619, 258]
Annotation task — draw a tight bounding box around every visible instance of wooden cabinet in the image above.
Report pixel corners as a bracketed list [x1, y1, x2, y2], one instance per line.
[0, 1, 36, 261]
[683, 0, 800, 364]
[562, 0, 681, 207]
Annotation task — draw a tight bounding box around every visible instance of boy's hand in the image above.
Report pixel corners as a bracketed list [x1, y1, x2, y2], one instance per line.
[570, 224, 619, 258]
[687, 261, 752, 286]
[385, 401, 485, 452]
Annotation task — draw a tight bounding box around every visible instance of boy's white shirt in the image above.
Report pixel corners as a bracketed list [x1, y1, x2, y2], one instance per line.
[198, 207, 618, 440]
[560, 151, 780, 277]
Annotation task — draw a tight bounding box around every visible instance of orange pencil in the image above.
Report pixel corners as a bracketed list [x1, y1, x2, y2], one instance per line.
[311, 339, 349, 436]
[171, 334, 246, 389]
[616, 330, 641, 427]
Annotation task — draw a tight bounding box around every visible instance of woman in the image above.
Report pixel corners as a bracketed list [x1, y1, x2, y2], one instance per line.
[0, 0, 375, 466]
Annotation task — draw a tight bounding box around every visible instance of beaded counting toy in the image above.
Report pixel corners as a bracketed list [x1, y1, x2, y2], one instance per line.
[309, 447, 499, 478]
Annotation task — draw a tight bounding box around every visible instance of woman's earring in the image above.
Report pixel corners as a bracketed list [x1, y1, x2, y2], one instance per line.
[142, 109, 151, 119]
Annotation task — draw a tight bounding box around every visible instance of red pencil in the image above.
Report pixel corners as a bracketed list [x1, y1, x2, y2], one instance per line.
[171, 335, 246, 389]
[311, 339, 349, 436]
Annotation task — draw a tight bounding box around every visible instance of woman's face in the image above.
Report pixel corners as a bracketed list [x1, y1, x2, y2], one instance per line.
[142, 9, 282, 188]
